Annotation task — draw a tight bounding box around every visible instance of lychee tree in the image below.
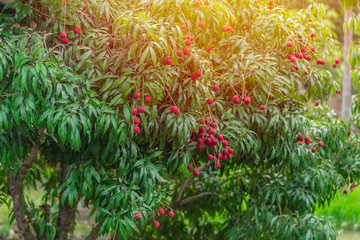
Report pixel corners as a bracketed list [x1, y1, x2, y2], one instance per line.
[1, 0, 360, 240]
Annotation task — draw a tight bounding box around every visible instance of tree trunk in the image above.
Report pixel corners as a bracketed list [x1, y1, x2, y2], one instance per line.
[342, 6, 353, 121]
[55, 164, 79, 240]
[85, 220, 104, 240]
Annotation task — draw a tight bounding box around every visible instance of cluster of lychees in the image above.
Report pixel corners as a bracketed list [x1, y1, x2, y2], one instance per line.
[131, 92, 151, 133]
[186, 118, 234, 176]
[295, 135, 324, 153]
[134, 208, 175, 228]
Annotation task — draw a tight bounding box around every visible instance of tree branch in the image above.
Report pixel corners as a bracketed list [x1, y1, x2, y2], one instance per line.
[178, 192, 218, 206]
[173, 161, 213, 206]
[85, 220, 104, 240]
[7, 129, 44, 240]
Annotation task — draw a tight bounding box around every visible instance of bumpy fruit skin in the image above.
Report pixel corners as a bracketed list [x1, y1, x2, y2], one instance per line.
[335, 57, 340, 64]
[344, 189, 348, 194]
[222, 25, 229, 32]
[215, 161, 221, 169]
[138, 106, 146, 113]
[194, 0, 200, 7]
[286, 42, 293, 47]
[195, 70, 201, 78]
[132, 118, 141, 125]
[259, 105, 265, 110]
[244, 97, 251, 104]
[131, 108, 137, 116]
[311, 147, 317, 153]
[134, 212, 141, 219]
[291, 68, 296, 73]
[213, 85, 219, 91]
[315, 102, 319, 107]
[217, 134, 223, 141]
[199, 21, 205, 28]
[175, 108, 181, 115]
[207, 99, 213, 105]
[177, 50, 183, 57]
[301, 47, 306, 52]
[166, 58, 173, 65]
[318, 141, 324, 147]
[187, 164, 193, 170]
[233, 95, 239, 103]
[170, 106, 177, 113]
[332, 63, 337, 68]
[185, 39, 192, 46]
[63, 38, 69, 44]
[134, 92, 141, 98]
[159, 209, 165, 215]
[193, 168, 200, 177]
[184, 48, 190, 55]
[290, 57, 296, 62]
[60, 32, 67, 38]
[207, 47, 213, 52]
[168, 211, 174, 218]
[207, 154, 214, 160]
[222, 140, 228, 147]
[310, 32, 315, 37]
[145, 96, 151, 103]
[180, 24, 186, 29]
[133, 126, 140, 133]
[154, 221, 160, 228]
[73, 27, 80, 34]
[310, 47, 315, 52]
[309, 19, 313, 22]
[228, 148, 234, 154]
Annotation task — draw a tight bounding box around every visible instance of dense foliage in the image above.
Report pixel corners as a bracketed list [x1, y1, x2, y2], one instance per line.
[1, 0, 360, 239]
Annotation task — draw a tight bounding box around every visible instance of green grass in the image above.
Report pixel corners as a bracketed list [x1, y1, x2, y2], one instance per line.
[0, 204, 11, 238]
[315, 187, 360, 230]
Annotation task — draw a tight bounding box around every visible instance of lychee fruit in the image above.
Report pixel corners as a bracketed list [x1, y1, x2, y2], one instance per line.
[73, 27, 80, 34]
[154, 221, 160, 228]
[133, 126, 140, 133]
[233, 95, 239, 103]
[193, 168, 200, 177]
[159, 209, 165, 215]
[145, 96, 151, 103]
[60, 32, 67, 38]
[166, 58, 173, 65]
[177, 50, 183, 57]
[244, 97, 251, 104]
[131, 108, 138, 116]
[187, 164, 193, 170]
[63, 38, 69, 44]
[311, 147, 317, 153]
[185, 39, 192, 46]
[138, 106, 146, 113]
[168, 211, 174, 218]
[207, 99, 213, 105]
[184, 48, 190, 55]
[318, 141, 324, 147]
[134, 92, 141, 98]
[199, 22, 205, 28]
[213, 85, 219, 91]
[170, 106, 177, 113]
[259, 105, 265, 110]
[134, 212, 141, 219]
[286, 42, 293, 47]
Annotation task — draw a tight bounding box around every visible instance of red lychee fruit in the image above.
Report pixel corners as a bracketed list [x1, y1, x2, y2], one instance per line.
[138, 106, 146, 113]
[169, 43, 173, 48]
[213, 85, 219, 91]
[187, 164, 193, 170]
[170, 106, 177, 113]
[209, 128, 216, 135]
[290, 57, 296, 62]
[244, 97, 251, 104]
[228, 148, 234, 154]
[318, 141, 324, 147]
[133, 126, 140, 133]
[301, 47, 306, 52]
[185, 39, 192, 46]
[259, 105, 265, 110]
[310, 47, 315, 52]
[131, 108, 138, 116]
[207, 154, 214, 160]
[311, 147, 317, 153]
[215, 161, 221, 169]
[315, 102, 319, 107]
[134, 212, 141, 219]
[332, 63, 337, 68]
[181, 24, 186, 29]
[184, 48, 190, 55]
[233, 95, 239, 103]
[207, 99, 213, 105]
[193, 168, 200, 177]
[168, 211, 174, 218]
[132, 117, 141, 125]
[291, 68, 296, 73]
[306, 55, 312, 61]
[159, 209, 165, 215]
[309, 19, 313, 22]
[145, 96, 151, 103]
[73, 27, 80, 34]
[134, 92, 141, 98]
[344, 189, 348, 194]
[222, 140, 228, 147]
[222, 25, 229, 32]
[60, 32, 67, 38]
[286, 42, 293, 47]
[195, 70, 201, 78]
[217, 134, 223, 141]
[348, 130, 351, 135]
[335, 57, 340, 64]
[175, 108, 181, 115]
[310, 32, 315, 37]
[177, 50, 183, 57]
[154, 221, 160, 228]
[63, 38, 69, 44]
[194, 0, 200, 7]
[288, 54, 293, 60]
[166, 58, 173, 65]
[199, 21, 205, 28]
[207, 47, 213, 52]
